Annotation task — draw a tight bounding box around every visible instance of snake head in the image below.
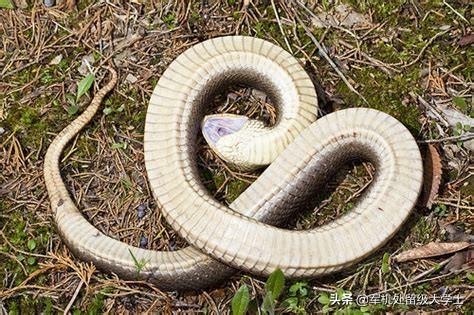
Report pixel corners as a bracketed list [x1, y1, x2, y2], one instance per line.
[202, 114, 260, 170]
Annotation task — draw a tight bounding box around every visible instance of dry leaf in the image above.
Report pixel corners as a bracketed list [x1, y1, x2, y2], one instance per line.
[394, 242, 471, 263]
[418, 144, 442, 209]
[444, 224, 474, 242]
[312, 4, 371, 29]
[458, 34, 474, 46]
[443, 248, 473, 273]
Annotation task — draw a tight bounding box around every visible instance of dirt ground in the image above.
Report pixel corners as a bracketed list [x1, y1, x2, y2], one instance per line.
[0, 0, 473, 313]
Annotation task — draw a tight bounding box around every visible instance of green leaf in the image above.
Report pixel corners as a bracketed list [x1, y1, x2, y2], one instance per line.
[128, 249, 147, 274]
[27, 257, 36, 265]
[232, 285, 250, 315]
[261, 291, 275, 315]
[27, 239, 36, 251]
[103, 107, 113, 115]
[66, 94, 76, 106]
[76, 73, 94, 101]
[289, 282, 308, 296]
[282, 296, 298, 308]
[67, 105, 79, 116]
[318, 293, 330, 305]
[265, 268, 285, 300]
[322, 304, 330, 314]
[467, 273, 474, 283]
[381, 253, 390, 274]
[0, 0, 14, 9]
[111, 142, 127, 150]
[452, 97, 467, 112]
[336, 288, 345, 299]
[116, 104, 125, 112]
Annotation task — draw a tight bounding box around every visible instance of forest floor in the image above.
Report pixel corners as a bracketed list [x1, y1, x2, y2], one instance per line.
[0, 0, 472, 313]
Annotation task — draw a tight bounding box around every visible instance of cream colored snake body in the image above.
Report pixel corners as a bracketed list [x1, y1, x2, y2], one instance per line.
[44, 36, 423, 290]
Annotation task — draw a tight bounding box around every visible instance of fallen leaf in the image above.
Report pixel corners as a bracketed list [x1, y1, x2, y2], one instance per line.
[125, 73, 138, 84]
[394, 242, 471, 263]
[435, 102, 474, 129]
[49, 54, 63, 65]
[443, 248, 473, 273]
[458, 34, 474, 46]
[444, 224, 474, 243]
[312, 4, 371, 29]
[78, 54, 95, 76]
[418, 144, 442, 209]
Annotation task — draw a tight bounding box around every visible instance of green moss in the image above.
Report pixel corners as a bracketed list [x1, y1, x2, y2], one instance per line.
[343, 0, 409, 22]
[226, 179, 249, 203]
[336, 68, 422, 134]
[0, 211, 52, 287]
[5, 297, 56, 315]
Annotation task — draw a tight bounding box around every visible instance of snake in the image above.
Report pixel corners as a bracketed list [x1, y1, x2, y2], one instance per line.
[44, 36, 423, 291]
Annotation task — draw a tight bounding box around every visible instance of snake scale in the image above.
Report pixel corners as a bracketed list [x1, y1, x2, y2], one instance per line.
[44, 36, 423, 291]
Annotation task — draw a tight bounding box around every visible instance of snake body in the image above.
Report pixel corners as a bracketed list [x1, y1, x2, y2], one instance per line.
[44, 36, 423, 290]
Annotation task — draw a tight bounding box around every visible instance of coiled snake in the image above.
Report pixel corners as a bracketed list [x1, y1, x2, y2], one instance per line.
[44, 36, 423, 291]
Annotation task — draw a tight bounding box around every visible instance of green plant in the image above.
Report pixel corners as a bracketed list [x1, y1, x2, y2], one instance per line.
[111, 142, 127, 150]
[434, 204, 448, 217]
[281, 282, 309, 314]
[163, 13, 176, 29]
[381, 252, 390, 274]
[261, 268, 285, 314]
[452, 96, 468, 113]
[232, 285, 250, 315]
[128, 249, 148, 274]
[0, 0, 14, 9]
[230, 269, 287, 315]
[103, 104, 124, 115]
[66, 73, 95, 116]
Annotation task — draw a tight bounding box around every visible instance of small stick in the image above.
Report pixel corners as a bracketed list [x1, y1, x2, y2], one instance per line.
[443, 0, 469, 24]
[409, 257, 452, 282]
[410, 92, 450, 127]
[419, 133, 474, 143]
[271, 0, 293, 54]
[294, 14, 369, 105]
[63, 280, 84, 315]
[402, 30, 450, 68]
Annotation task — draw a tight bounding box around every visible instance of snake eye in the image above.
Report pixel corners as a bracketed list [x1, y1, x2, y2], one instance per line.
[202, 115, 248, 145]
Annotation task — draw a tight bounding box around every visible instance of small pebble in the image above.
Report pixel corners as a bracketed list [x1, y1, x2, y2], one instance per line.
[126, 73, 138, 84]
[139, 236, 148, 248]
[0, 127, 5, 136]
[137, 204, 146, 220]
[44, 0, 55, 7]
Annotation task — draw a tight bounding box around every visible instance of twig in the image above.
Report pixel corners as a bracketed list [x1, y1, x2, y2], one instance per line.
[294, 14, 369, 105]
[402, 30, 450, 68]
[409, 257, 451, 282]
[63, 280, 84, 314]
[410, 92, 450, 127]
[270, 0, 293, 53]
[443, 0, 469, 24]
[419, 133, 474, 143]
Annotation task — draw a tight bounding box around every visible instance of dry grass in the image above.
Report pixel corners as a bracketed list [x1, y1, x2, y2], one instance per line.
[0, 0, 472, 313]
